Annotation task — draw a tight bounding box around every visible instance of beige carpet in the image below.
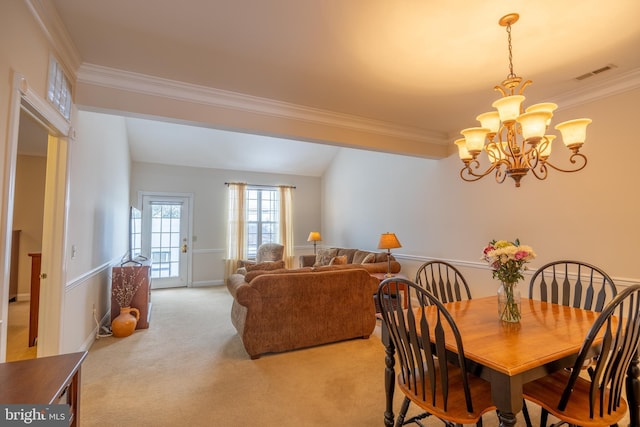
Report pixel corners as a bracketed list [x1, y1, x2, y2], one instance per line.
[79, 286, 626, 427]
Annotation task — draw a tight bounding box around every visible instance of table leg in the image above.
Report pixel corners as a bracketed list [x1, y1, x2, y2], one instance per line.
[381, 321, 396, 427]
[491, 374, 522, 427]
[496, 411, 518, 427]
[627, 349, 639, 427]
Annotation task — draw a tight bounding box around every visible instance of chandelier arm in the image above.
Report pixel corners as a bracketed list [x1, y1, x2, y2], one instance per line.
[459, 160, 502, 182]
[542, 153, 588, 173]
[530, 163, 549, 181]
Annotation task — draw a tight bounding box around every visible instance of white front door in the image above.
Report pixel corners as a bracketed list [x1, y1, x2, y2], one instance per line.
[141, 194, 192, 289]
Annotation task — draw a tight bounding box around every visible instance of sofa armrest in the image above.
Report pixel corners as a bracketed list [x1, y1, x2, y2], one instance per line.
[299, 254, 316, 268]
[237, 259, 256, 269]
[227, 273, 259, 306]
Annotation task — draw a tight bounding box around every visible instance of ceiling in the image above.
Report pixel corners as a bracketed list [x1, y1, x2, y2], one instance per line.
[43, 0, 640, 176]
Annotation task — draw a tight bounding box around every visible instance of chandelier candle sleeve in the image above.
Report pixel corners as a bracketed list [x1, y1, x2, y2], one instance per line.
[454, 13, 592, 187]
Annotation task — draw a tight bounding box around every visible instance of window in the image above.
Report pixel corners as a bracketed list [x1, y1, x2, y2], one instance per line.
[130, 206, 142, 259]
[245, 187, 280, 259]
[47, 56, 72, 120]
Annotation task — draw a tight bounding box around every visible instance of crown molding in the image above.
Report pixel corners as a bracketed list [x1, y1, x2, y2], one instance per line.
[76, 63, 449, 146]
[550, 68, 640, 111]
[24, 0, 82, 79]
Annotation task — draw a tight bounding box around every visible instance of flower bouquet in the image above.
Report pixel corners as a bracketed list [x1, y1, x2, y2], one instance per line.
[482, 239, 536, 322]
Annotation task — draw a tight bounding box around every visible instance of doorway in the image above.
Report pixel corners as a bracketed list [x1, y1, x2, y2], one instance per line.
[140, 193, 192, 289]
[0, 73, 71, 361]
[5, 109, 48, 361]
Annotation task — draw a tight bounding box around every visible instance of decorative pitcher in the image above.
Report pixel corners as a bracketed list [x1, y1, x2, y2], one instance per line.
[111, 307, 140, 337]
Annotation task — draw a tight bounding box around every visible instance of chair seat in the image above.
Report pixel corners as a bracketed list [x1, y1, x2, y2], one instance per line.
[523, 369, 628, 427]
[398, 363, 496, 425]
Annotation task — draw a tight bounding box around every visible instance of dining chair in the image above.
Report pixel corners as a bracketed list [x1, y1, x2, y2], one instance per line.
[414, 261, 534, 426]
[527, 260, 618, 425]
[415, 260, 472, 304]
[377, 277, 497, 426]
[528, 260, 617, 312]
[523, 283, 640, 427]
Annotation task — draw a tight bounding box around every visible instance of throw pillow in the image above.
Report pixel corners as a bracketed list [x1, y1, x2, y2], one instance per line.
[329, 255, 348, 265]
[314, 248, 338, 267]
[245, 260, 285, 272]
[361, 253, 376, 264]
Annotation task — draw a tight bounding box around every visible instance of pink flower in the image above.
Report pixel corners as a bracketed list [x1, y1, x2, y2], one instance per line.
[483, 245, 494, 255]
[514, 250, 528, 260]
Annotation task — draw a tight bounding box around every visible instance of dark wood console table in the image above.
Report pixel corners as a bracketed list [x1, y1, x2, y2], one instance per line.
[0, 351, 87, 426]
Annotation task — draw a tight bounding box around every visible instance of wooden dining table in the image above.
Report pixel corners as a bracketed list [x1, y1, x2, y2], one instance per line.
[380, 296, 640, 427]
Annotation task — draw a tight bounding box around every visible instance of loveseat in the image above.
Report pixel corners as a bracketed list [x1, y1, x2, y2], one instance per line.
[299, 247, 401, 275]
[227, 267, 380, 359]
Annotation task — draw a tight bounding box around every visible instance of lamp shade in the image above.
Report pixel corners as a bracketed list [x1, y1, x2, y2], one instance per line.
[377, 233, 402, 250]
[454, 138, 472, 161]
[555, 118, 592, 149]
[492, 95, 525, 123]
[460, 127, 490, 154]
[476, 111, 501, 134]
[517, 111, 552, 143]
[307, 231, 322, 242]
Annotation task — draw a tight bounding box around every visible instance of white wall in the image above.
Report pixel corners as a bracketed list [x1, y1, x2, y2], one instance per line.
[131, 162, 322, 284]
[62, 111, 131, 353]
[323, 88, 640, 297]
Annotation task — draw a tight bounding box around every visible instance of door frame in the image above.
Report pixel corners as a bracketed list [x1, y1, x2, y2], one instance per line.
[137, 191, 193, 288]
[0, 72, 71, 360]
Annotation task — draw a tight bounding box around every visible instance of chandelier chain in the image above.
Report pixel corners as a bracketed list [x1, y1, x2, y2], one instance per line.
[506, 23, 515, 79]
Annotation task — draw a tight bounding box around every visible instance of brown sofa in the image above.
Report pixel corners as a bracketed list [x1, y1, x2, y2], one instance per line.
[227, 267, 380, 359]
[299, 247, 401, 275]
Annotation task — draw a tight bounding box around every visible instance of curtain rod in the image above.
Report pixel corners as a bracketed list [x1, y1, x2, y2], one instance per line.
[224, 182, 296, 189]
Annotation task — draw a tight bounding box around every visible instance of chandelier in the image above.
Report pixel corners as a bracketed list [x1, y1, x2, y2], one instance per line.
[455, 13, 591, 187]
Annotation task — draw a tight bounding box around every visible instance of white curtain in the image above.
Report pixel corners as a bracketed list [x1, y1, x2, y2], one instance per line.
[279, 186, 295, 269]
[224, 183, 246, 280]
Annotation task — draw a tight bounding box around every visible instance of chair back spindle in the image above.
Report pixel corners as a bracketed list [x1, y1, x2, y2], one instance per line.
[529, 260, 616, 312]
[415, 261, 472, 304]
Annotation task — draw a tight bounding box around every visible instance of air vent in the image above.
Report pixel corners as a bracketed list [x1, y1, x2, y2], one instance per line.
[574, 64, 617, 81]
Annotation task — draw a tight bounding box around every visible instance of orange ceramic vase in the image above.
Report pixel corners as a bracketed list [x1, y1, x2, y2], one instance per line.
[111, 307, 140, 337]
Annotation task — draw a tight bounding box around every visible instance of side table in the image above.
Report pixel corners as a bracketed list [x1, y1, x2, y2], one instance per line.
[0, 351, 87, 427]
[370, 273, 409, 309]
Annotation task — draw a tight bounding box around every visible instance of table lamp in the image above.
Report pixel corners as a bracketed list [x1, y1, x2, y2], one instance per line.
[307, 231, 322, 254]
[377, 232, 402, 277]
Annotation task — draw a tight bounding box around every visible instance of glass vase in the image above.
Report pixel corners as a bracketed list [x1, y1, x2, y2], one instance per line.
[497, 282, 521, 323]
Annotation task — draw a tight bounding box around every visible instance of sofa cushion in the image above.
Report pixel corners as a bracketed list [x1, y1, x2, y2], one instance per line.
[352, 250, 373, 264]
[245, 260, 286, 272]
[336, 248, 357, 263]
[314, 248, 338, 266]
[329, 255, 348, 265]
[361, 253, 376, 264]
